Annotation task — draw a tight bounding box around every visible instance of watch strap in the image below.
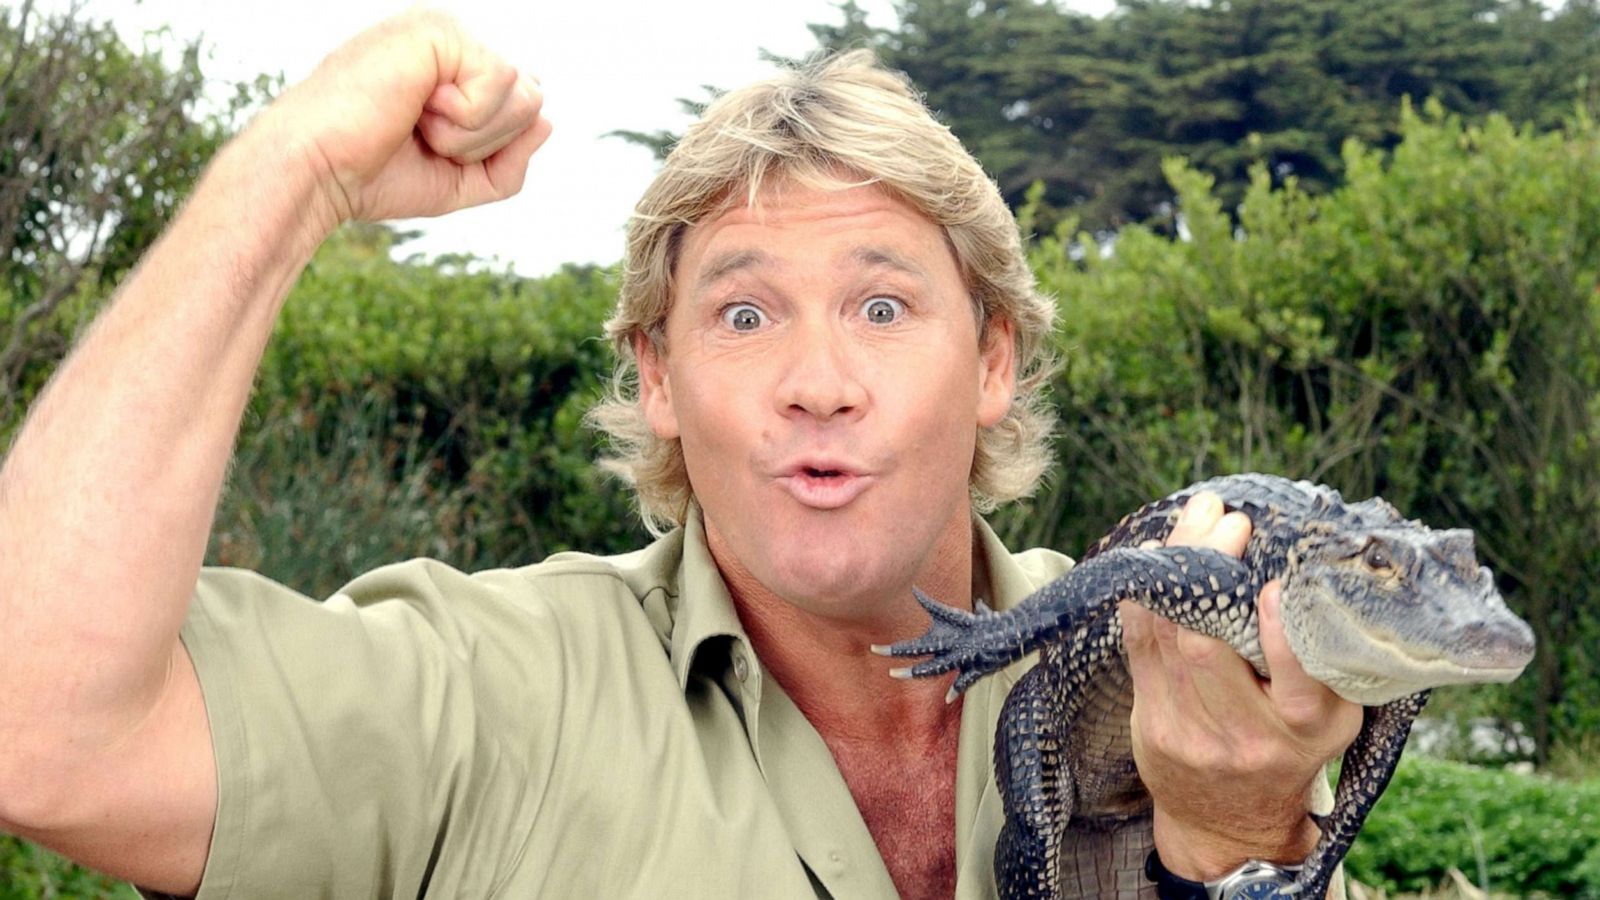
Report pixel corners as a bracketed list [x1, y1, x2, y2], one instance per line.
[1145, 849, 1303, 900]
[1144, 849, 1211, 900]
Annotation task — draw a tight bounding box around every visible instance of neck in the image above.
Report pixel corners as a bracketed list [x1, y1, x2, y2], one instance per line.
[707, 514, 980, 748]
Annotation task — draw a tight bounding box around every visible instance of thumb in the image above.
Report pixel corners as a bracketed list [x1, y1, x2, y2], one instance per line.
[1259, 581, 1339, 733]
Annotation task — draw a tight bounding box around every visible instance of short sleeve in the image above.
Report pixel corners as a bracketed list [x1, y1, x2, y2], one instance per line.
[181, 561, 563, 899]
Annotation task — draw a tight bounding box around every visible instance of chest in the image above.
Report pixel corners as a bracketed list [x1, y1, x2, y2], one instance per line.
[827, 732, 962, 900]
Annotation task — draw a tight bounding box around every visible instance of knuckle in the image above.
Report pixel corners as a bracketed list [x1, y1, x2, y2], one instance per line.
[1234, 741, 1279, 775]
[521, 86, 544, 119]
[1277, 693, 1332, 732]
[1176, 737, 1229, 774]
[417, 113, 465, 155]
[1175, 628, 1225, 666]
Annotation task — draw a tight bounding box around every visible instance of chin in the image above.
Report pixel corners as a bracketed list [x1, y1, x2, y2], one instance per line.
[765, 539, 900, 613]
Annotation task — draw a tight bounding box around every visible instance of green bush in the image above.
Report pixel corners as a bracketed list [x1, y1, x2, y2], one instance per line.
[1001, 102, 1600, 760]
[1346, 755, 1600, 898]
[0, 838, 134, 900]
[238, 224, 648, 589]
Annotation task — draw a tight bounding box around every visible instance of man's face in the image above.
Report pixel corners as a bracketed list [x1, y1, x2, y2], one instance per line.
[637, 182, 1015, 621]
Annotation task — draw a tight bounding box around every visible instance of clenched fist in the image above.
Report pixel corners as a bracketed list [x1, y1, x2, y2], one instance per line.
[260, 8, 551, 226]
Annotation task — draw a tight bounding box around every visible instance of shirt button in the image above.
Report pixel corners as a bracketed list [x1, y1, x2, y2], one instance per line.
[732, 652, 750, 682]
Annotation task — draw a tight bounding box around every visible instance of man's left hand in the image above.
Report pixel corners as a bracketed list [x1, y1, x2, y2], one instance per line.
[1119, 492, 1363, 880]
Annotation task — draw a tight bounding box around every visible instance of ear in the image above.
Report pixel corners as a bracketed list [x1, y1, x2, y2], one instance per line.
[976, 315, 1017, 428]
[634, 331, 680, 440]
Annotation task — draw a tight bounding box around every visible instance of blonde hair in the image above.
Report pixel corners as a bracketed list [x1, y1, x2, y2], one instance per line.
[588, 48, 1057, 534]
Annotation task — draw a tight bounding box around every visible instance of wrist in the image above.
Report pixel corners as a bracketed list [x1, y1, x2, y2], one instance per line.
[1151, 805, 1321, 881]
[226, 104, 347, 252]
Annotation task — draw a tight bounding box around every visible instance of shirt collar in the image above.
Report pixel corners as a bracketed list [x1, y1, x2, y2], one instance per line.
[669, 505, 752, 691]
[666, 505, 1041, 692]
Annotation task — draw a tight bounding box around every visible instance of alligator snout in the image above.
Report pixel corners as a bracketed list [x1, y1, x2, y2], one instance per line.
[1453, 609, 1536, 673]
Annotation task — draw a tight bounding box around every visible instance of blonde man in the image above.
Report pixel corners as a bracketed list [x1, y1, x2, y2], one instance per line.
[0, 11, 1357, 900]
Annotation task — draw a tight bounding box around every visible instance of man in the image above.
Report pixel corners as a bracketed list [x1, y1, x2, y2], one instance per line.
[0, 10, 1359, 899]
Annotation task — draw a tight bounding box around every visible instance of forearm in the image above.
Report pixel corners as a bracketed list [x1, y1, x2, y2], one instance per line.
[0, 112, 335, 788]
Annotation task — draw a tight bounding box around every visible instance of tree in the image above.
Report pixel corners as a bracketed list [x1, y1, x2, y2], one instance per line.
[0, 1, 251, 431]
[997, 105, 1600, 761]
[799, 0, 1600, 233]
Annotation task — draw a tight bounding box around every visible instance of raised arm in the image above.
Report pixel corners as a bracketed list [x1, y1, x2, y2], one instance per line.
[0, 12, 548, 895]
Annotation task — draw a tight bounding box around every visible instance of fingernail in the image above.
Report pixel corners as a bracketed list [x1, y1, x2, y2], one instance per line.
[1262, 582, 1281, 611]
[1183, 492, 1217, 521]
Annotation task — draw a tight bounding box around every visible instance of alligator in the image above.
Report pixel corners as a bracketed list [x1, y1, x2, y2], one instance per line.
[876, 473, 1536, 899]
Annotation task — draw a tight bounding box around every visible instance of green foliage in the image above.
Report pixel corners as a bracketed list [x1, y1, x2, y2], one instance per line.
[0, 3, 263, 426]
[996, 104, 1600, 759]
[805, 0, 1600, 233]
[1346, 756, 1600, 897]
[0, 838, 134, 900]
[231, 224, 647, 593]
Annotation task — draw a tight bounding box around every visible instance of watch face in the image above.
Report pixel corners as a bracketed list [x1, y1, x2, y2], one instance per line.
[1225, 879, 1293, 900]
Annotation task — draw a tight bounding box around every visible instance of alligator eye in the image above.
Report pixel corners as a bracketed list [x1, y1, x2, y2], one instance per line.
[1362, 540, 1392, 571]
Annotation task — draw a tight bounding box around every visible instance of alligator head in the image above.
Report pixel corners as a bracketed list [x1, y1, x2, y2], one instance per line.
[1279, 521, 1536, 705]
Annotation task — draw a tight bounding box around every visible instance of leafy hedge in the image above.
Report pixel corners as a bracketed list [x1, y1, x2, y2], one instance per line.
[216, 224, 649, 598]
[1346, 755, 1600, 897]
[996, 102, 1600, 759]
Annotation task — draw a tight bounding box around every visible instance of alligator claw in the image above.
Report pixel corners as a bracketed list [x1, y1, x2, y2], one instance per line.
[878, 588, 986, 680]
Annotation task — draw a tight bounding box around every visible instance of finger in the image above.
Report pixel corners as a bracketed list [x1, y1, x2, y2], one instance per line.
[1166, 494, 1254, 560]
[1174, 623, 1267, 721]
[1215, 510, 1252, 555]
[1122, 601, 1183, 760]
[420, 76, 544, 164]
[1165, 492, 1223, 546]
[1120, 601, 1173, 707]
[1259, 582, 1351, 737]
[475, 114, 552, 202]
[425, 57, 520, 131]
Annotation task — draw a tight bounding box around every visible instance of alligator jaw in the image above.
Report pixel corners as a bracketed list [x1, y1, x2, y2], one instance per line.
[1287, 584, 1535, 705]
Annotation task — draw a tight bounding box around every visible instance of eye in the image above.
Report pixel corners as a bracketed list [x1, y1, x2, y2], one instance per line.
[1362, 540, 1393, 571]
[721, 304, 766, 332]
[861, 296, 905, 325]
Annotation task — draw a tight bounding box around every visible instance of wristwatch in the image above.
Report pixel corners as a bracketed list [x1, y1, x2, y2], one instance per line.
[1145, 848, 1302, 900]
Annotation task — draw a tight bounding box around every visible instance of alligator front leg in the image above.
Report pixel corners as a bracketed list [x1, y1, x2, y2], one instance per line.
[1290, 690, 1432, 897]
[994, 664, 1073, 900]
[875, 546, 1254, 698]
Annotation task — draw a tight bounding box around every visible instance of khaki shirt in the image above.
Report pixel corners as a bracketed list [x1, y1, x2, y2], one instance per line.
[180, 510, 1337, 899]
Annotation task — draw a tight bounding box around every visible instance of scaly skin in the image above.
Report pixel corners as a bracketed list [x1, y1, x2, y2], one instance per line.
[879, 473, 1536, 899]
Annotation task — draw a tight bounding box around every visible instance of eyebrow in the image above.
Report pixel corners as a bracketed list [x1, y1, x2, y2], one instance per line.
[693, 249, 776, 295]
[691, 245, 930, 296]
[849, 246, 931, 283]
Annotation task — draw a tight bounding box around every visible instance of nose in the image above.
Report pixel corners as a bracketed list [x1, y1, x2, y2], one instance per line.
[774, 319, 867, 421]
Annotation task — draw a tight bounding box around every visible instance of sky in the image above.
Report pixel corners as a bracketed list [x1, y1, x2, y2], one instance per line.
[59, 0, 1113, 276]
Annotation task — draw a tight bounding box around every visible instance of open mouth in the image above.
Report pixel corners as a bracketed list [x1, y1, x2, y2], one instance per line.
[778, 466, 872, 509]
